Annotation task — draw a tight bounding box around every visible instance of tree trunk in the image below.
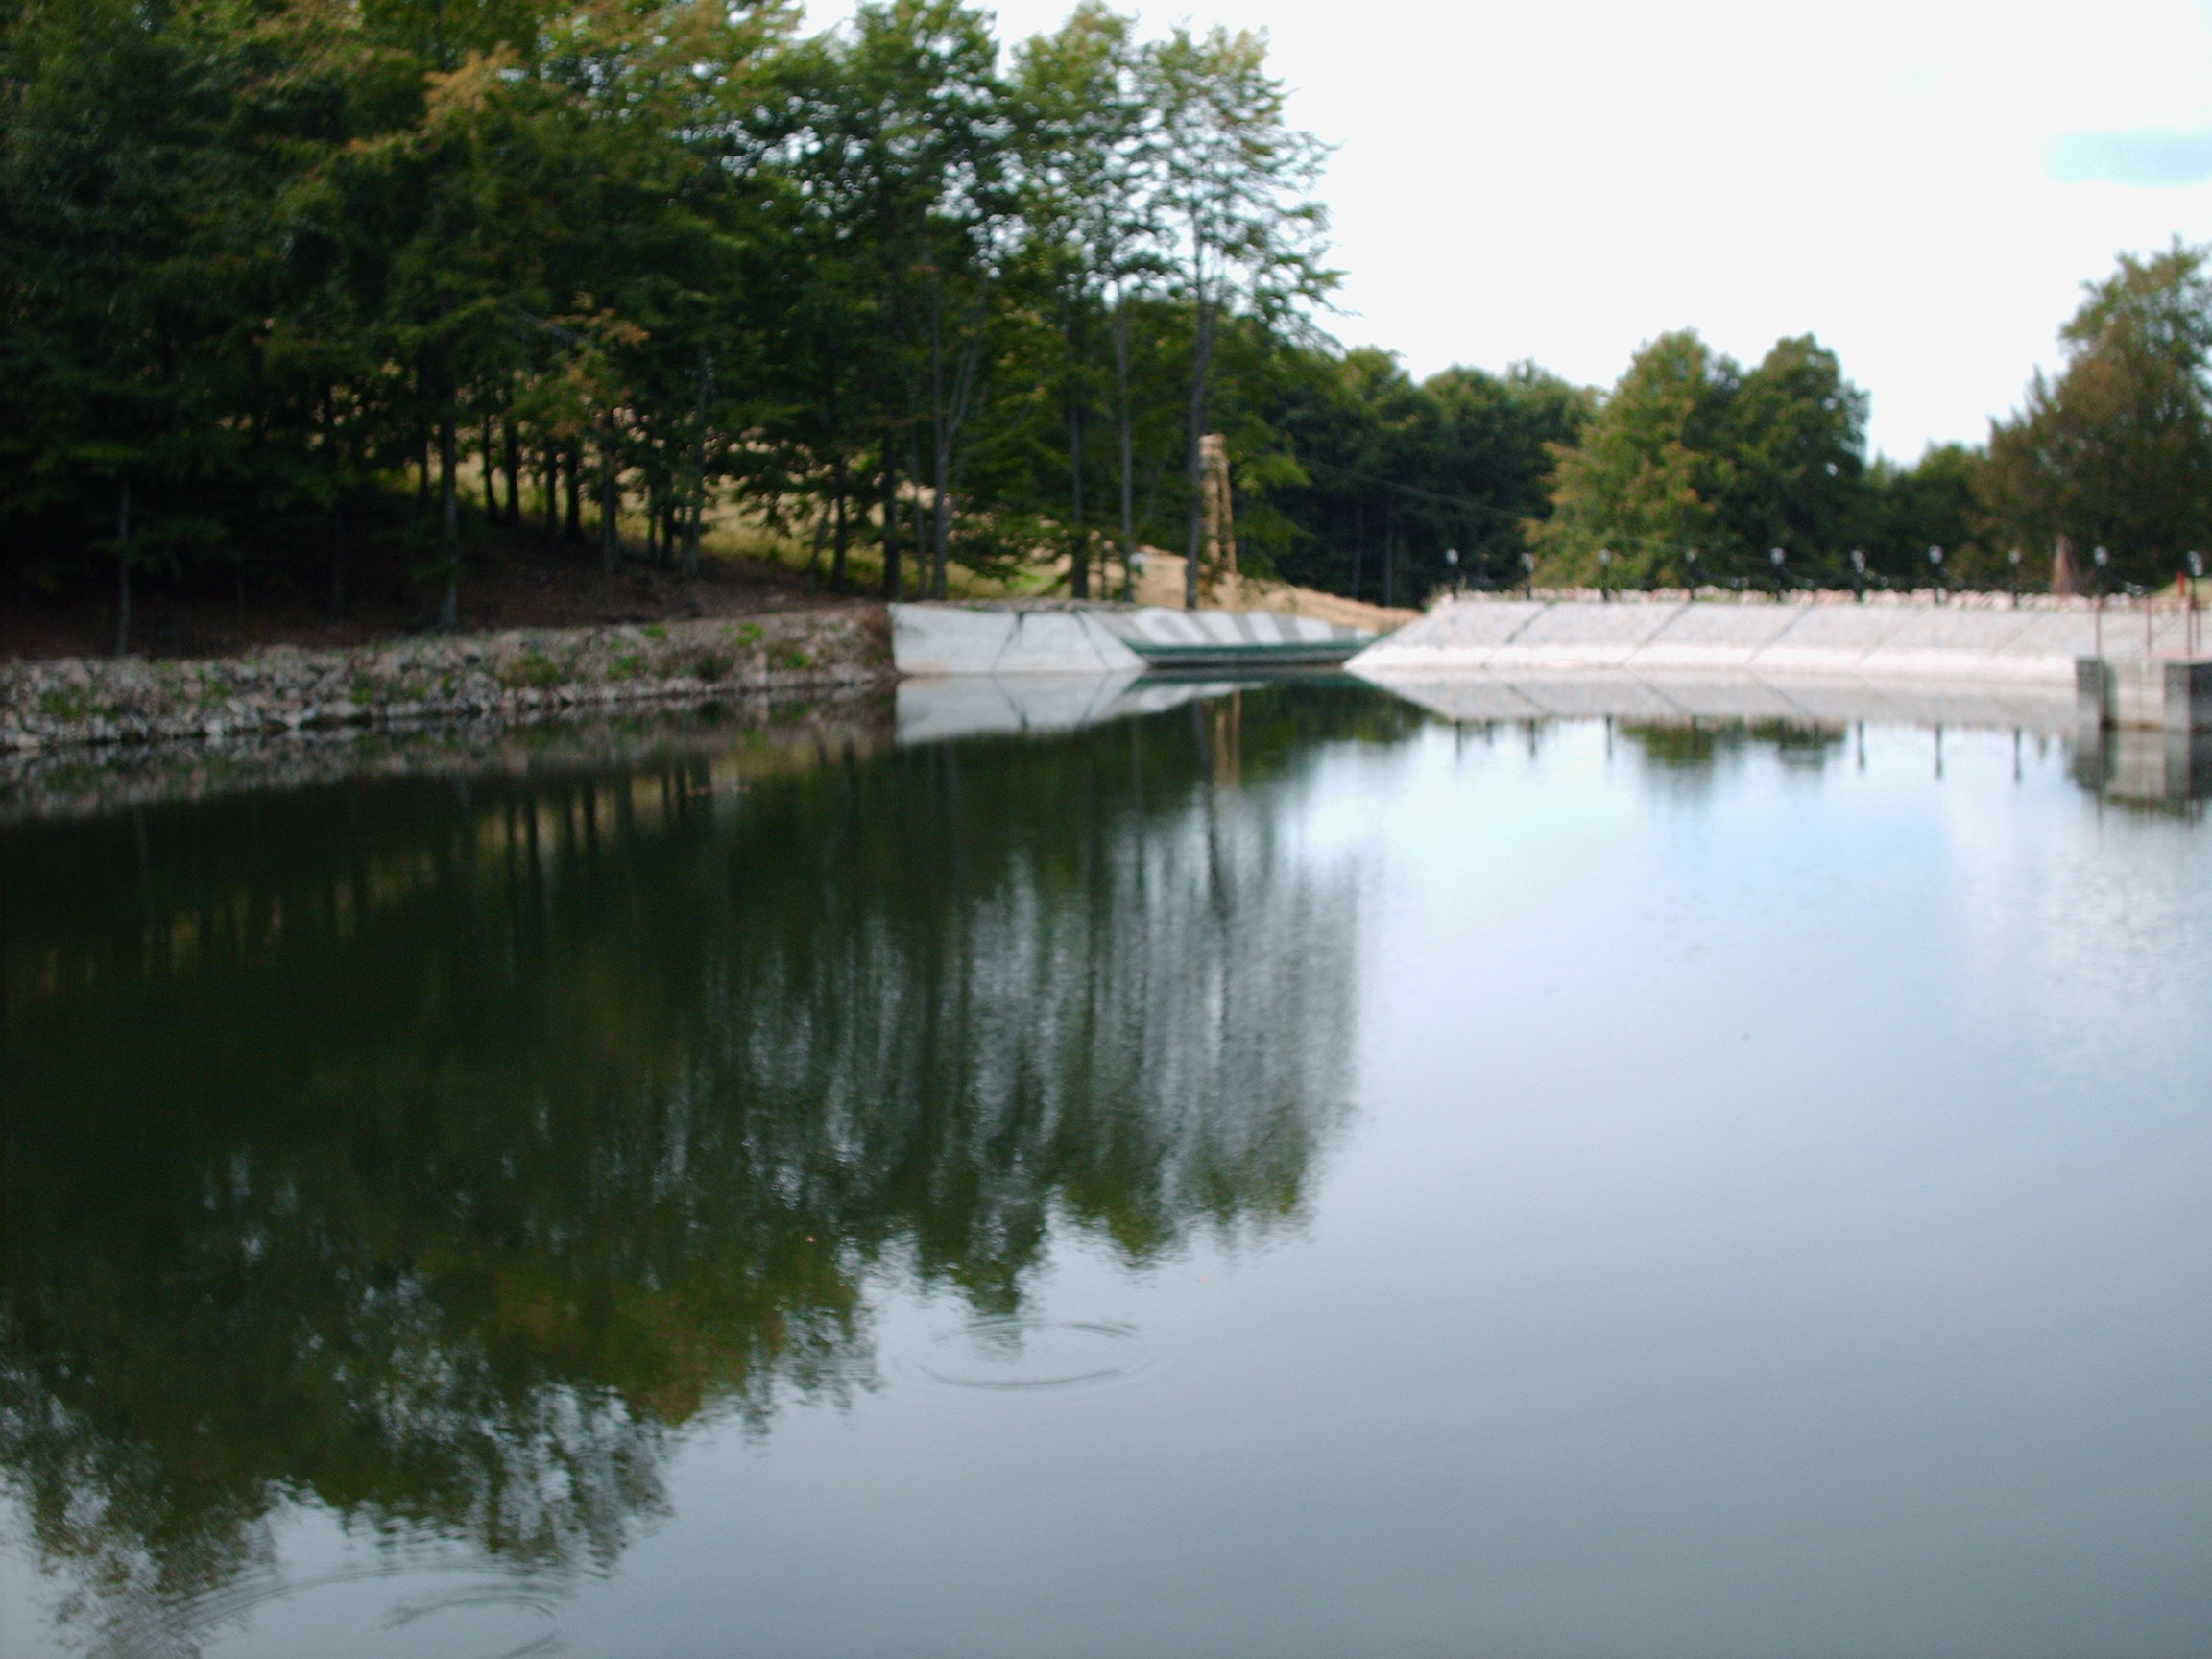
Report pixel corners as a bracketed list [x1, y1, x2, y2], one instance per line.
[325, 394, 346, 617]
[1182, 287, 1215, 612]
[924, 270, 987, 602]
[542, 441, 560, 547]
[830, 453, 849, 594]
[439, 413, 461, 631]
[805, 503, 830, 589]
[1351, 499, 1363, 601]
[684, 353, 709, 578]
[1069, 396, 1089, 599]
[600, 421, 620, 575]
[1382, 497, 1395, 611]
[927, 280, 950, 601]
[502, 415, 522, 526]
[880, 441, 901, 601]
[328, 491, 346, 620]
[564, 445, 583, 544]
[1114, 293, 1136, 599]
[113, 481, 132, 657]
[480, 416, 497, 517]
[907, 428, 928, 595]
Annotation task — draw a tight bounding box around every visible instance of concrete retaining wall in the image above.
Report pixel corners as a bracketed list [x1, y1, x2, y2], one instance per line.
[1351, 594, 2186, 685]
[1093, 607, 1369, 652]
[2078, 658, 2212, 731]
[889, 602, 1372, 675]
[890, 605, 1143, 676]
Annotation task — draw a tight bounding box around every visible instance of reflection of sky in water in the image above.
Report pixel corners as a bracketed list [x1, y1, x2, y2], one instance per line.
[4, 702, 2208, 1659]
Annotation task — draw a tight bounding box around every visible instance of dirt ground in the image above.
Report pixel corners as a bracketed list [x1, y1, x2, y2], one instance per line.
[1115, 550, 1415, 630]
[0, 533, 864, 664]
[2, 515, 1408, 665]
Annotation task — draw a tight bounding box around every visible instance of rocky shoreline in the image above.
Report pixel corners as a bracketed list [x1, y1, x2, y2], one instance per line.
[0, 608, 894, 755]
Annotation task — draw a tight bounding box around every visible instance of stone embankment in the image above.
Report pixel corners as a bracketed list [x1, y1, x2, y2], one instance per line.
[0, 609, 893, 755]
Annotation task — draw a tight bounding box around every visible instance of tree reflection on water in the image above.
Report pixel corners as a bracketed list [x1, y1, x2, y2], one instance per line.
[1620, 717, 1849, 778]
[0, 685, 1406, 1655]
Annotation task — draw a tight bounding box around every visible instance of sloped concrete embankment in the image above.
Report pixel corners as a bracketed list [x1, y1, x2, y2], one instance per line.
[888, 602, 1373, 676]
[1, 610, 892, 754]
[1350, 594, 2151, 686]
[889, 605, 1145, 676]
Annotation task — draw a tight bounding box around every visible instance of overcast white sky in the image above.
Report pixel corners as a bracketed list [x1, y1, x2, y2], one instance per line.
[805, 0, 2212, 461]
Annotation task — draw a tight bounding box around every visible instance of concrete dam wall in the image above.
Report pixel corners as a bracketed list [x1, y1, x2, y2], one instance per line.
[890, 603, 1374, 677]
[1349, 593, 2183, 685]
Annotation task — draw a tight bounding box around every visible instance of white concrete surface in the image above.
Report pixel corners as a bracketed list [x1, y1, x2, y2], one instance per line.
[1093, 608, 1366, 650]
[1349, 594, 2191, 687]
[893, 603, 1373, 677]
[890, 605, 1143, 678]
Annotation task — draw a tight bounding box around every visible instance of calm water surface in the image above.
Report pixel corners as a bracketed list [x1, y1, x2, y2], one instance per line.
[3, 684, 2208, 1659]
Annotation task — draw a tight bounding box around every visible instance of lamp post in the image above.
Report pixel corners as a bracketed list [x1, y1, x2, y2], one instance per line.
[1927, 544, 1944, 603]
[1768, 546, 1785, 597]
[1850, 547, 1866, 602]
[2008, 547, 2021, 609]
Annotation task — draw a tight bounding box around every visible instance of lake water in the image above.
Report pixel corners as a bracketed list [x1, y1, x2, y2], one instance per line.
[3, 680, 2209, 1659]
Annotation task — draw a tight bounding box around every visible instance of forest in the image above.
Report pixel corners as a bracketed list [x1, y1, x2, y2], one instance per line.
[1535, 243, 2212, 597]
[5, 0, 2209, 646]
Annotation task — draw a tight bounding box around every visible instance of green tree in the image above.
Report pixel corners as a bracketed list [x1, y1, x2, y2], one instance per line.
[1007, 1, 1147, 598]
[1864, 443, 1990, 589]
[1534, 330, 1873, 590]
[1982, 241, 2212, 589]
[1719, 334, 1867, 580]
[1147, 23, 1332, 609]
[1532, 329, 1734, 587]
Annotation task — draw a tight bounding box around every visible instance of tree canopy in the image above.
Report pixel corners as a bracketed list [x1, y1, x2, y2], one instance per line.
[1531, 331, 1871, 589]
[1982, 241, 2212, 589]
[8, 1, 2210, 628]
[0, 0, 1373, 630]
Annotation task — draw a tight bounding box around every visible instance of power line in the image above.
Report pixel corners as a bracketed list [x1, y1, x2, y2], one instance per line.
[1293, 458, 1532, 523]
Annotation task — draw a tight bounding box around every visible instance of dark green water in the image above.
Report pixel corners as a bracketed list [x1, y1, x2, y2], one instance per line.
[3, 683, 2208, 1659]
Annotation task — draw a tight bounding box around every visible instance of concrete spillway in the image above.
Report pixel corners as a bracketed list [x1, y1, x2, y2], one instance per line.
[890, 603, 1375, 677]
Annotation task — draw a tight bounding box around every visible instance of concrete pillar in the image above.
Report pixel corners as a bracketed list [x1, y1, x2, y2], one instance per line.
[2076, 656, 2212, 731]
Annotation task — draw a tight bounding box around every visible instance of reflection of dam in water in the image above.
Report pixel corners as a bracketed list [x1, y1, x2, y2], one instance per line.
[0, 688, 1378, 1651]
[900, 659, 2208, 811]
